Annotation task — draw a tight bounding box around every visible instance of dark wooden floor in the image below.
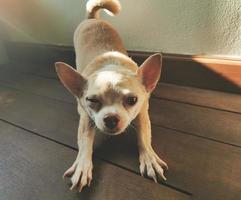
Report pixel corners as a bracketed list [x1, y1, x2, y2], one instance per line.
[0, 62, 241, 200]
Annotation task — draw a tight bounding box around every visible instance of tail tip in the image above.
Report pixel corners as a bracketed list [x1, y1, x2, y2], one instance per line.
[86, 0, 121, 19]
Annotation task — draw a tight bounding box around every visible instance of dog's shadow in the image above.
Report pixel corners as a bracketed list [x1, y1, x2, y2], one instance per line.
[74, 127, 139, 199]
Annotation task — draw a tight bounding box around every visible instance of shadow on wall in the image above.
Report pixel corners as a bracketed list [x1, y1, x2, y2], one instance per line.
[132, 54, 241, 94]
[162, 59, 241, 94]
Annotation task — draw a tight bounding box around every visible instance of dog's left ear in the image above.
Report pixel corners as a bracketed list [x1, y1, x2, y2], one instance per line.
[137, 53, 163, 92]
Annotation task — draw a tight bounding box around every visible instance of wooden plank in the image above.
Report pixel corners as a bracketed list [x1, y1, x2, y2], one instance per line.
[0, 67, 74, 104]
[1, 83, 241, 199]
[0, 120, 189, 200]
[153, 83, 241, 114]
[0, 69, 241, 147]
[0, 85, 79, 147]
[149, 98, 241, 147]
[96, 125, 241, 200]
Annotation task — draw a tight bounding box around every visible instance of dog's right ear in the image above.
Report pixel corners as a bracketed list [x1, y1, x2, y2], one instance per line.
[55, 62, 86, 97]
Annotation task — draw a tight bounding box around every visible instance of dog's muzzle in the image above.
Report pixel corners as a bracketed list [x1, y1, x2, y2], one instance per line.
[103, 114, 120, 130]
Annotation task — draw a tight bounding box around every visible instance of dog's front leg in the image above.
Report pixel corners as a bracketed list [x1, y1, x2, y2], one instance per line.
[134, 100, 168, 182]
[63, 107, 95, 192]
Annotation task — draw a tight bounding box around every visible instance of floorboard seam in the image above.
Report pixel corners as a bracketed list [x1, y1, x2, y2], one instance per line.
[152, 123, 241, 148]
[152, 95, 241, 115]
[0, 118, 192, 196]
[98, 156, 192, 196]
[0, 118, 77, 151]
[0, 81, 75, 105]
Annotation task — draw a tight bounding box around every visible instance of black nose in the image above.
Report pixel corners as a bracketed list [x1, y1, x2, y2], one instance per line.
[104, 115, 119, 130]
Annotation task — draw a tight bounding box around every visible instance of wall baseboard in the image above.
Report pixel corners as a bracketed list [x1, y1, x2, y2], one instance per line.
[3, 41, 241, 94]
[0, 41, 8, 65]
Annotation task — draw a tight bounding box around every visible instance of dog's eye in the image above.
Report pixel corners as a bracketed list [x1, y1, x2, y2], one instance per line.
[86, 97, 102, 111]
[86, 97, 100, 104]
[125, 96, 138, 106]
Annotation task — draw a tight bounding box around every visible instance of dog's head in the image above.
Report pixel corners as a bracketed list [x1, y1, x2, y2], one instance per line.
[55, 53, 162, 135]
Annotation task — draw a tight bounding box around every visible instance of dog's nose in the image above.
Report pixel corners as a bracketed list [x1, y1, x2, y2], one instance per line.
[104, 114, 120, 130]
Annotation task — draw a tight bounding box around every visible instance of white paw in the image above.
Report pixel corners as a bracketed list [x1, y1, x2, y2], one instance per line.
[63, 157, 93, 192]
[139, 149, 168, 182]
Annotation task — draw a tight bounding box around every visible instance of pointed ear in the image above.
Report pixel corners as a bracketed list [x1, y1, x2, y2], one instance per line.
[55, 62, 86, 97]
[137, 53, 163, 92]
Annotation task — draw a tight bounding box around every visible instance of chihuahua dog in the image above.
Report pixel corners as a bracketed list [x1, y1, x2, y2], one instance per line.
[55, 0, 168, 191]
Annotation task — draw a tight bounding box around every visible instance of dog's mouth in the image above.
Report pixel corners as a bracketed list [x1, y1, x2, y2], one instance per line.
[97, 124, 128, 135]
[101, 127, 123, 135]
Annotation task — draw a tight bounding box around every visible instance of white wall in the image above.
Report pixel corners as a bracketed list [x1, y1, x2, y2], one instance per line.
[0, 0, 241, 57]
[113, 0, 241, 56]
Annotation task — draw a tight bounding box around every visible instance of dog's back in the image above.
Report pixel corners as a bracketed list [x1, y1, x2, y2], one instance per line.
[74, 0, 127, 73]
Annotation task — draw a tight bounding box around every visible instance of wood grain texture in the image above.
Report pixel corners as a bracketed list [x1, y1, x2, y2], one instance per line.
[0, 68, 240, 147]
[96, 126, 241, 200]
[0, 120, 190, 200]
[0, 84, 79, 147]
[0, 67, 74, 103]
[1, 82, 241, 199]
[149, 98, 241, 147]
[153, 83, 241, 114]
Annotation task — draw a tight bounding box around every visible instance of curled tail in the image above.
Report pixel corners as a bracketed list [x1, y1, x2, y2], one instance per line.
[86, 0, 121, 19]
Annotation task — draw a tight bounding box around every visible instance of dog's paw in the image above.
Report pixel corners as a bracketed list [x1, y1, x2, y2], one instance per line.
[139, 149, 168, 182]
[63, 157, 93, 192]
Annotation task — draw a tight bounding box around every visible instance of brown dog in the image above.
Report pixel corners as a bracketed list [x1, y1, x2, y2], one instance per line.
[55, 0, 168, 191]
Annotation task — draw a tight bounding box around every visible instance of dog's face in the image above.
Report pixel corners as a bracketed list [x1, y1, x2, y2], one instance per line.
[55, 54, 162, 135]
[82, 69, 146, 134]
